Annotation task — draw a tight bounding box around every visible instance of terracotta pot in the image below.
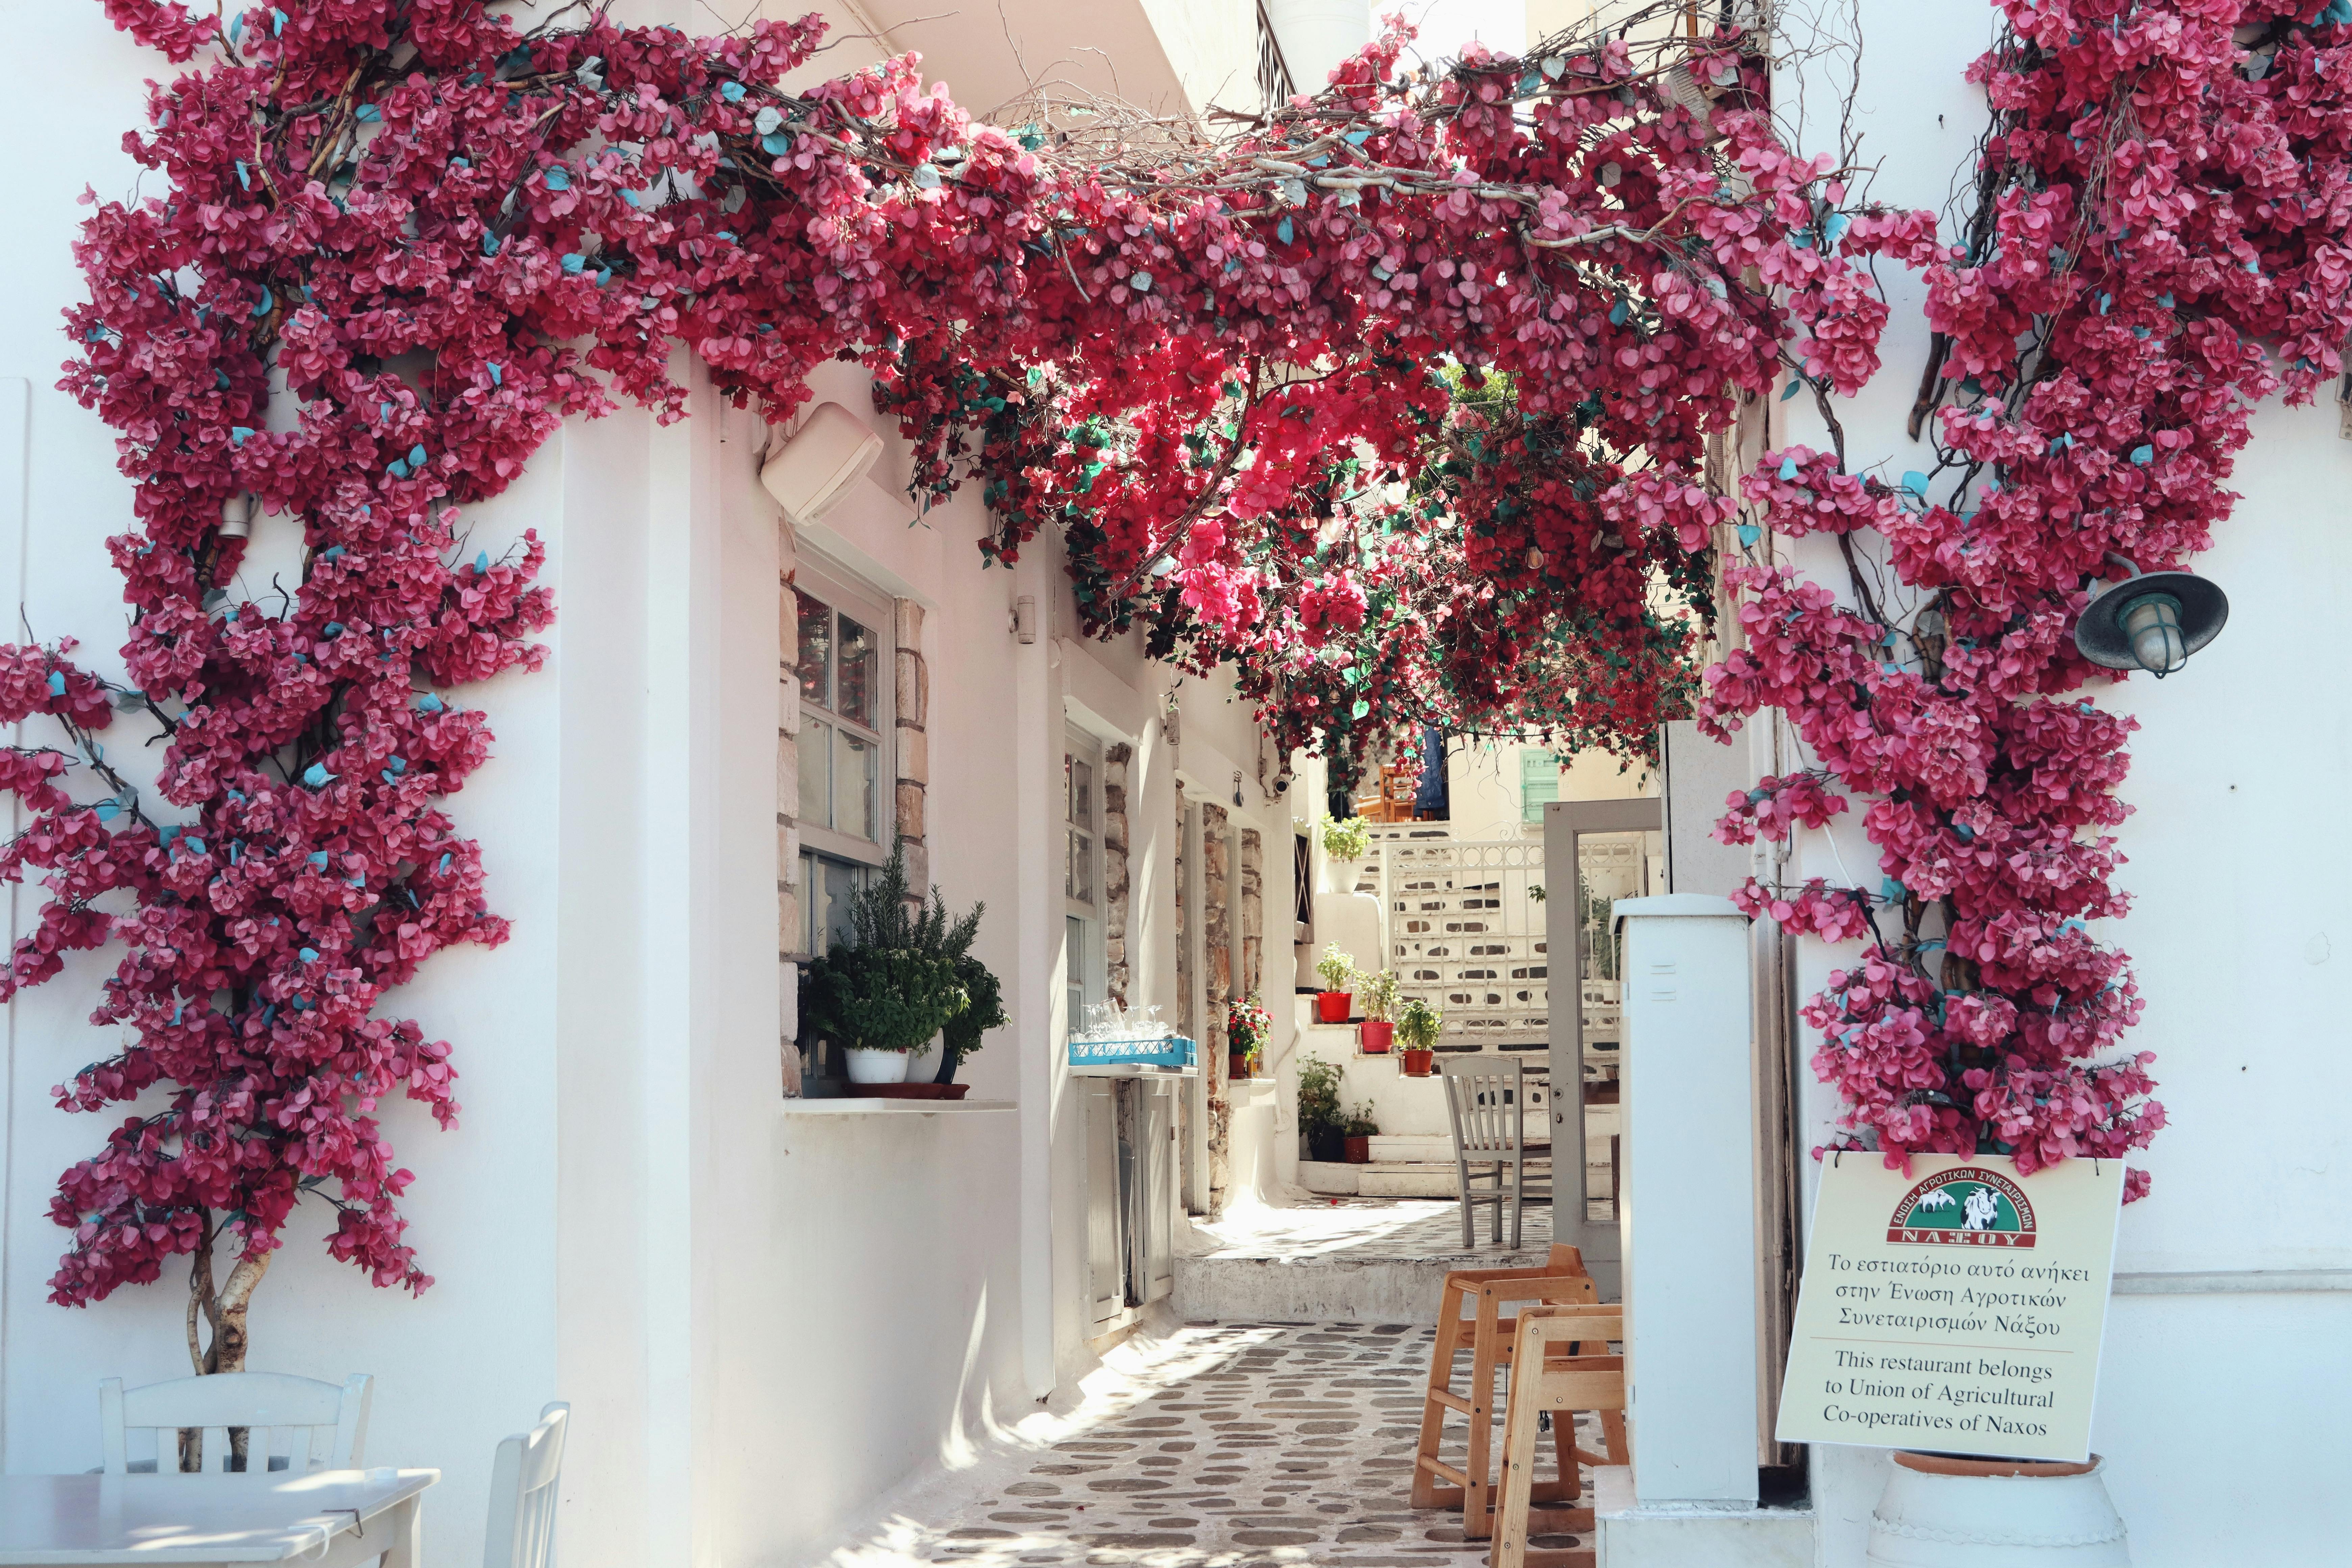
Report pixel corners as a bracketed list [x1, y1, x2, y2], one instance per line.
[1344, 1134, 1371, 1164]
[1358, 1020, 1394, 1053]
[1868, 1451, 2126, 1568]
[1401, 1046, 1435, 1077]
[1229, 1052, 1253, 1081]
[1316, 991, 1353, 1024]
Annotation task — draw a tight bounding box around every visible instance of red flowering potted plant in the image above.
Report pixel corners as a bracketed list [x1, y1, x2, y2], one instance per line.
[1228, 993, 1270, 1081]
[1356, 967, 1398, 1053]
[1315, 942, 1356, 1025]
[1397, 996, 1443, 1077]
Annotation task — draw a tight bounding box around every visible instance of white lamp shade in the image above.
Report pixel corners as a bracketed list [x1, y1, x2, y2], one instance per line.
[760, 402, 883, 527]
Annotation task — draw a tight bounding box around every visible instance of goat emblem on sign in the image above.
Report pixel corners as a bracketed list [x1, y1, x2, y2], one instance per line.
[1886, 1165, 2038, 1249]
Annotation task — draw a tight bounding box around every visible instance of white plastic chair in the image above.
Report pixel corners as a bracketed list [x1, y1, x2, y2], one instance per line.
[1441, 1055, 1551, 1248]
[99, 1371, 372, 1474]
[483, 1402, 569, 1568]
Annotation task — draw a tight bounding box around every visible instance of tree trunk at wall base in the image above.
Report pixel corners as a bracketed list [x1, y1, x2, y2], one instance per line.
[178, 1220, 274, 1471]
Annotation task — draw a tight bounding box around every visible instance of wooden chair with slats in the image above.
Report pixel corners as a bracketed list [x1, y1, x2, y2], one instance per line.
[484, 1402, 570, 1568]
[1409, 1245, 1598, 1540]
[99, 1371, 372, 1475]
[1490, 1304, 1630, 1568]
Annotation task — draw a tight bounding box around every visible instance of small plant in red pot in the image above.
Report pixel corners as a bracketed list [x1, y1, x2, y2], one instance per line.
[1315, 943, 1356, 1024]
[1227, 993, 1270, 1081]
[1343, 1105, 1380, 1164]
[1356, 967, 1398, 1053]
[1397, 995, 1443, 1077]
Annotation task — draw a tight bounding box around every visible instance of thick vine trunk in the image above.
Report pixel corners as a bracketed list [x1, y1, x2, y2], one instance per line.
[177, 1219, 273, 1471]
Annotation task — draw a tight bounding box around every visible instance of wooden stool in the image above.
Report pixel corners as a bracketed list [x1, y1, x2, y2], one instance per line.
[1408, 1245, 1596, 1540]
[1491, 1304, 1629, 1568]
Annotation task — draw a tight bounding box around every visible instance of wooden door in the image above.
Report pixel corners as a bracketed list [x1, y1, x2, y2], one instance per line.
[1134, 1082, 1176, 1304]
[1084, 1080, 1124, 1330]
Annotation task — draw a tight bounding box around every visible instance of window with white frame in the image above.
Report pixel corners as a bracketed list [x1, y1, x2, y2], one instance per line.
[1064, 728, 1103, 1029]
[794, 566, 892, 955]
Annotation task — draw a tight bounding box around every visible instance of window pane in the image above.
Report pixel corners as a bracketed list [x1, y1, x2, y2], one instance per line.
[1071, 759, 1093, 829]
[795, 591, 832, 710]
[1067, 914, 1087, 1027]
[805, 851, 865, 955]
[836, 615, 877, 728]
[837, 730, 876, 842]
[798, 719, 832, 828]
[1070, 829, 1093, 905]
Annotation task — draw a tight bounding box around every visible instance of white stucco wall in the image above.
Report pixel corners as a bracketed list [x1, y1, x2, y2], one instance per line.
[0, 6, 1282, 1568]
[1775, 7, 2352, 1563]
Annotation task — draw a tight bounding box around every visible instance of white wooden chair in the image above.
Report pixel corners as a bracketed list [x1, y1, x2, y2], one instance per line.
[100, 1371, 372, 1474]
[483, 1402, 570, 1568]
[1442, 1055, 1551, 1248]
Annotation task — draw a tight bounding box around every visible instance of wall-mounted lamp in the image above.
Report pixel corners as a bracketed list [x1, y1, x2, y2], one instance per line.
[2073, 552, 2229, 678]
[1232, 769, 1245, 808]
[220, 493, 255, 540]
[1011, 595, 1038, 644]
[760, 401, 882, 528]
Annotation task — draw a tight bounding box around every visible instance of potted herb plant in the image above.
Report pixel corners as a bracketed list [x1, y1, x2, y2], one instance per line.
[1295, 1052, 1346, 1164]
[1356, 967, 1399, 1054]
[1396, 995, 1443, 1077]
[1318, 812, 1372, 893]
[799, 848, 986, 1087]
[1343, 1104, 1380, 1164]
[1228, 993, 1270, 1081]
[1315, 941, 1356, 1024]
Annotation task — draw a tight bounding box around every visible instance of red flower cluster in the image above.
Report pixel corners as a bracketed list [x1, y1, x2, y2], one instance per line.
[1709, 1, 2352, 1197]
[38, 0, 1949, 1324]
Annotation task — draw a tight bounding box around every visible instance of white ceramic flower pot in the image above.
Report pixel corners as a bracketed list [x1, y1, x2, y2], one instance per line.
[844, 1046, 910, 1084]
[1316, 856, 1364, 896]
[1868, 1452, 2128, 1568]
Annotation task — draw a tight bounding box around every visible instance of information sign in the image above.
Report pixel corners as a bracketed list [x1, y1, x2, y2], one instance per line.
[1776, 1153, 2124, 1462]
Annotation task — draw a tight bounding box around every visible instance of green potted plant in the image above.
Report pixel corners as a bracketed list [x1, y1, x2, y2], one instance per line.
[1228, 993, 1270, 1081]
[1343, 1103, 1380, 1164]
[1396, 995, 1443, 1077]
[1295, 1052, 1346, 1164]
[802, 944, 964, 1083]
[1356, 966, 1399, 1054]
[800, 847, 1001, 1090]
[1318, 812, 1372, 894]
[1315, 941, 1356, 1024]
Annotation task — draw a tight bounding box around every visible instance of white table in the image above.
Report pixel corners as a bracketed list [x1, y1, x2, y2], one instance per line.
[0, 1470, 437, 1567]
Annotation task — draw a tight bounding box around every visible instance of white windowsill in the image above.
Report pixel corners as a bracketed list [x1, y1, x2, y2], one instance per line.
[781, 1098, 1016, 1114]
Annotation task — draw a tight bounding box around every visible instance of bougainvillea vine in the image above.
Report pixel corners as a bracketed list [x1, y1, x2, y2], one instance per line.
[50, 0, 2302, 1355]
[1705, 1, 2352, 1200]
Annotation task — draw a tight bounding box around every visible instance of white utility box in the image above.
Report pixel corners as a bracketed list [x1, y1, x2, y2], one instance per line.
[1613, 893, 1757, 1509]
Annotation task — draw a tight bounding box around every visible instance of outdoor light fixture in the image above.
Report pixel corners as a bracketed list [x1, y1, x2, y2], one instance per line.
[1232, 770, 1245, 808]
[2072, 552, 2229, 678]
[759, 401, 882, 528]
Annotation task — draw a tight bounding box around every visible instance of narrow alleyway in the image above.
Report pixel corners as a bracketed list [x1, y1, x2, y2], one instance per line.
[830, 1199, 1596, 1567]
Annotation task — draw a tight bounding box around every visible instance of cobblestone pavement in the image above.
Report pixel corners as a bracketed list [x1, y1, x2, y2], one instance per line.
[835, 1318, 1598, 1568]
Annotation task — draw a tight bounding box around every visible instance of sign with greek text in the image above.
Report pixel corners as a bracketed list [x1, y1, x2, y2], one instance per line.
[1775, 1153, 2125, 1462]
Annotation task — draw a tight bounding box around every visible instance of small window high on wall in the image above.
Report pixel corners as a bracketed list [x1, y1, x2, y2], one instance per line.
[1520, 747, 1562, 825]
[794, 565, 892, 955]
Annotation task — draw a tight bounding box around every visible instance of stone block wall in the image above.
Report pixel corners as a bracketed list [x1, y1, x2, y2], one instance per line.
[1103, 743, 1132, 1007]
[778, 546, 803, 1094]
[895, 598, 929, 891]
[1202, 802, 1232, 1214]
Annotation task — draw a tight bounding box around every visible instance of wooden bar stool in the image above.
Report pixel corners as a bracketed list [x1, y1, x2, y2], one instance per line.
[1408, 1244, 1596, 1540]
[1490, 1304, 1629, 1568]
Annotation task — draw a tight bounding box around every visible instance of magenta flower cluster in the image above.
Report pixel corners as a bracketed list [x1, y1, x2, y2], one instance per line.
[1704, 1, 2352, 1198]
